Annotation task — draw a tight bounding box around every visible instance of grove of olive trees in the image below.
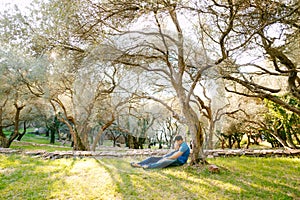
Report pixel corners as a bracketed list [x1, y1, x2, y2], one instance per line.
[0, 0, 299, 163]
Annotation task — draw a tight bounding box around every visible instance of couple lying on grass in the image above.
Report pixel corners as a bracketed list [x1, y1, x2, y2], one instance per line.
[130, 135, 190, 169]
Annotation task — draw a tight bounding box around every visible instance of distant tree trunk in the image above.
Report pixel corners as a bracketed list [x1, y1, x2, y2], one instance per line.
[271, 131, 289, 149]
[251, 135, 258, 145]
[56, 116, 88, 150]
[78, 124, 91, 149]
[156, 132, 163, 149]
[133, 136, 139, 149]
[234, 133, 243, 149]
[16, 121, 27, 141]
[236, 138, 241, 148]
[60, 118, 88, 151]
[228, 135, 233, 149]
[0, 103, 25, 148]
[0, 128, 9, 148]
[158, 142, 162, 149]
[127, 134, 134, 149]
[91, 118, 114, 151]
[246, 133, 251, 149]
[294, 132, 300, 146]
[109, 130, 121, 147]
[207, 121, 214, 150]
[286, 130, 297, 149]
[271, 121, 290, 149]
[123, 134, 129, 147]
[75, 131, 88, 150]
[47, 116, 59, 144]
[45, 129, 49, 137]
[0, 105, 8, 147]
[132, 136, 144, 149]
[137, 137, 146, 149]
[50, 129, 55, 144]
[50, 99, 89, 151]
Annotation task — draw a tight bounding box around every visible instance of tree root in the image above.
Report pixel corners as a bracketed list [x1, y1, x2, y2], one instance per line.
[189, 157, 209, 166]
[189, 158, 223, 173]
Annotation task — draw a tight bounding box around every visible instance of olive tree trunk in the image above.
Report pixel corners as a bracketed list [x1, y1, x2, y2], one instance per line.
[182, 106, 205, 164]
[91, 118, 115, 151]
[0, 103, 25, 148]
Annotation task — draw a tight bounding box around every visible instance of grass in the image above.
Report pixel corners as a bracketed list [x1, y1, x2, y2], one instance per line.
[7, 132, 73, 152]
[0, 154, 299, 200]
[10, 141, 72, 152]
[7, 131, 118, 152]
[1, 134, 299, 199]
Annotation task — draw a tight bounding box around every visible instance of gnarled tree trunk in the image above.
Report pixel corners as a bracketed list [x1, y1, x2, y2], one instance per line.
[16, 121, 27, 141]
[91, 117, 115, 151]
[0, 103, 25, 148]
[182, 105, 205, 165]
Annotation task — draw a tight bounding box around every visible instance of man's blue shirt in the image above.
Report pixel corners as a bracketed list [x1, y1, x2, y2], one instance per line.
[177, 142, 190, 164]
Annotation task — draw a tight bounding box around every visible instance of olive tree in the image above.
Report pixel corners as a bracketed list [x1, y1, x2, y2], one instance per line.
[0, 0, 136, 150]
[0, 48, 39, 147]
[73, 0, 224, 163]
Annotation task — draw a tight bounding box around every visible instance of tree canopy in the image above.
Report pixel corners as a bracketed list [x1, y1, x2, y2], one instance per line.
[0, 0, 299, 160]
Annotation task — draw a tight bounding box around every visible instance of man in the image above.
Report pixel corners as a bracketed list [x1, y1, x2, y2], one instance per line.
[130, 135, 190, 169]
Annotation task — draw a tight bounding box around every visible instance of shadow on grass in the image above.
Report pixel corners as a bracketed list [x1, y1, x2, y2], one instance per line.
[1, 154, 298, 200]
[0, 154, 77, 200]
[94, 156, 299, 200]
[177, 157, 299, 199]
[94, 157, 224, 199]
[93, 157, 162, 199]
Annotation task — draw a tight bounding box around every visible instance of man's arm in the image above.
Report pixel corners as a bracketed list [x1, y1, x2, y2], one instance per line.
[167, 151, 183, 160]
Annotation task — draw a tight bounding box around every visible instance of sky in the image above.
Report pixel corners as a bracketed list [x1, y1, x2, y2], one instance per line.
[0, 0, 32, 13]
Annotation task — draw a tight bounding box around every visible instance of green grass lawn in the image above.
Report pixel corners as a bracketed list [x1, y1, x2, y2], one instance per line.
[7, 132, 73, 152]
[1, 133, 299, 199]
[7, 131, 118, 152]
[0, 154, 299, 200]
